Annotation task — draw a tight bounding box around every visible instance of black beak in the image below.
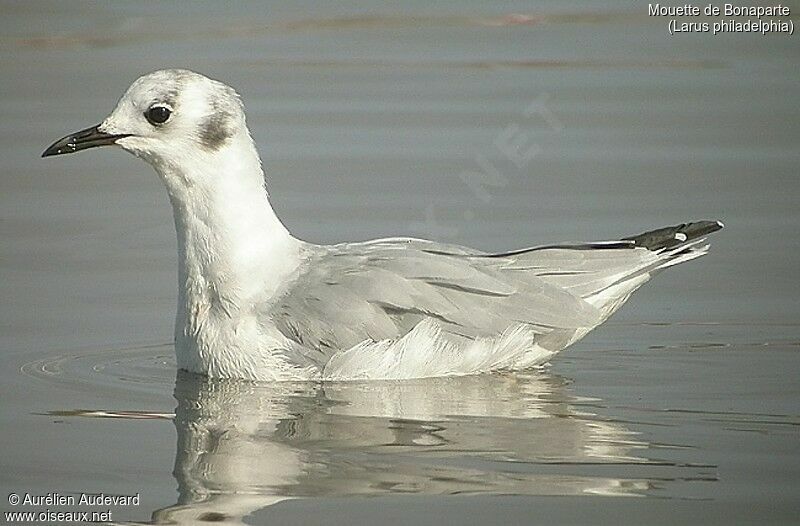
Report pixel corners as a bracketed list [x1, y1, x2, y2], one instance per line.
[42, 125, 131, 158]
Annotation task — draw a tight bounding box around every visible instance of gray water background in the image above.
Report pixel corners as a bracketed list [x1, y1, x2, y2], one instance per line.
[1, 1, 798, 524]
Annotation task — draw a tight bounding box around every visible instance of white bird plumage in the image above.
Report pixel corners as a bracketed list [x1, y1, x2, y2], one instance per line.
[43, 69, 723, 381]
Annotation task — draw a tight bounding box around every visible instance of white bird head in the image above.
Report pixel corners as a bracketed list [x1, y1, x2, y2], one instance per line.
[43, 69, 249, 169]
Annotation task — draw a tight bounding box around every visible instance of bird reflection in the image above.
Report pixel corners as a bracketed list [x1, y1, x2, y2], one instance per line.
[149, 371, 648, 524]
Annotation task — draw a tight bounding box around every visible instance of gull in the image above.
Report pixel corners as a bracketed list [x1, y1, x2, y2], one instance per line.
[43, 69, 723, 381]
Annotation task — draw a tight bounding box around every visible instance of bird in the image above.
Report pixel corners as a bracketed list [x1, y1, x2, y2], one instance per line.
[42, 69, 724, 381]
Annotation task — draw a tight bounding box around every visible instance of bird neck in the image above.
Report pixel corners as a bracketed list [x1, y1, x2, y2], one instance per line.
[155, 133, 302, 317]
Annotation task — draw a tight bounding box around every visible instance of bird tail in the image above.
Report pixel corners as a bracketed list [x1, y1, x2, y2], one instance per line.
[621, 219, 724, 273]
[491, 219, 724, 321]
[580, 220, 724, 317]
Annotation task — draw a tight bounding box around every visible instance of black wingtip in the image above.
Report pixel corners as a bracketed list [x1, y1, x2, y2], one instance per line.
[683, 219, 725, 238]
[624, 220, 724, 251]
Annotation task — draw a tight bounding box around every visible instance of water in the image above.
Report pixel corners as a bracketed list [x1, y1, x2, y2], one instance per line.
[1, 1, 799, 524]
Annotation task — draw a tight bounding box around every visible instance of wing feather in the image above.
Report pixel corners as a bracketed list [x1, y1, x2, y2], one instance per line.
[267, 239, 602, 357]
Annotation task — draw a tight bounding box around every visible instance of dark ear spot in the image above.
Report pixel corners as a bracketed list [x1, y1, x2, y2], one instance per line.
[197, 511, 228, 522]
[199, 109, 235, 151]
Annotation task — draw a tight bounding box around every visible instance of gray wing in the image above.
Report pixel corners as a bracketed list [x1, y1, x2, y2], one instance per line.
[267, 237, 603, 361]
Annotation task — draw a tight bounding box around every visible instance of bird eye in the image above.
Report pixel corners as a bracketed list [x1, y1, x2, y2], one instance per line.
[145, 105, 172, 125]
